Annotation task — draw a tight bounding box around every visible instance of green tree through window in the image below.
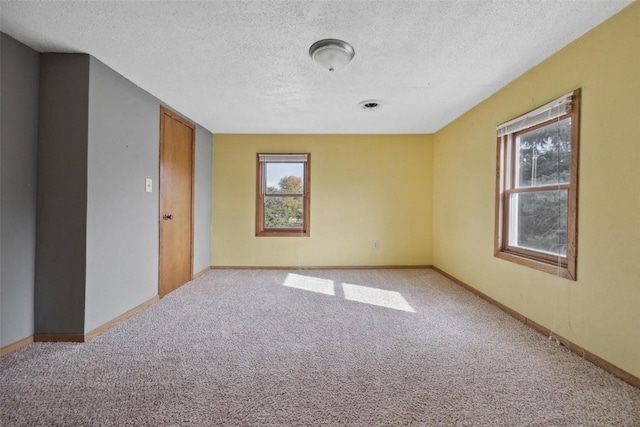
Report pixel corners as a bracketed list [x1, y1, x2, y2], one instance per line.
[515, 119, 571, 255]
[265, 175, 304, 229]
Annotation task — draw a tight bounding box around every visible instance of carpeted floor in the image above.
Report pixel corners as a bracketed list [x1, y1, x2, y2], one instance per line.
[1, 269, 639, 426]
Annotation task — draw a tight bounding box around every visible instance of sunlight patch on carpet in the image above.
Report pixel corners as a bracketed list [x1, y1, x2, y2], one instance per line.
[342, 283, 415, 312]
[283, 273, 335, 295]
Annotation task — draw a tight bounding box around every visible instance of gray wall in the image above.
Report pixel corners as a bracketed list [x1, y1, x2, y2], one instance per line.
[1, 45, 213, 341]
[84, 57, 161, 331]
[194, 128, 213, 275]
[0, 34, 40, 347]
[35, 54, 90, 334]
[84, 57, 213, 332]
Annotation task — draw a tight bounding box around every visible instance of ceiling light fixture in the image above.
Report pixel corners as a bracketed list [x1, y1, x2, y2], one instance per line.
[309, 39, 355, 72]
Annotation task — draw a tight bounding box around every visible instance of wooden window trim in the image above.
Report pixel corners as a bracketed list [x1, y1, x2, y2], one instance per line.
[256, 154, 311, 237]
[495, 89, 580, 280]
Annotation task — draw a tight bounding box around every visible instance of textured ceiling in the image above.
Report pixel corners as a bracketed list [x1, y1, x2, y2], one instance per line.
[0, 1, 633, 134]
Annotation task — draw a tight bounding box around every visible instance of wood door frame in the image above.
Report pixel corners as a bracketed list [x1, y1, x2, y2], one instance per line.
[158, 106, 196, 297]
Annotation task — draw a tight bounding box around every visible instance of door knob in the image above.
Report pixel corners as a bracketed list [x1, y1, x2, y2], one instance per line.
[163, 214, 174, 220]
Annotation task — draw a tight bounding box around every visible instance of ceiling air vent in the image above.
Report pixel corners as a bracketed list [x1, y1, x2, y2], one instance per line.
[359, 100, 383, 111]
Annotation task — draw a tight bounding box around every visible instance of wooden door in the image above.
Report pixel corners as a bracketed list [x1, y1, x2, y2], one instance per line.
[159, 107, 194, 297]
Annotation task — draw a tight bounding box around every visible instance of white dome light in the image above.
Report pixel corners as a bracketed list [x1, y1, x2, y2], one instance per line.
[309, 39, 355, 72]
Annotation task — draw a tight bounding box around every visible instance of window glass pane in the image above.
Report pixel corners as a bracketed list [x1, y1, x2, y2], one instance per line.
[510, 190, 568, 256]
[516, 118, 571, 188]
[265, 196, 303, 229]
[266, 163, 304, 194]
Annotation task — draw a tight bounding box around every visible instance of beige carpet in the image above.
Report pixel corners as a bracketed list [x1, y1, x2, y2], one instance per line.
[1, 269, 639, 426]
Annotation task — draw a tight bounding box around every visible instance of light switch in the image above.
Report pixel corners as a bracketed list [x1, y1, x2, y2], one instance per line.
[145, 178, 153, 193]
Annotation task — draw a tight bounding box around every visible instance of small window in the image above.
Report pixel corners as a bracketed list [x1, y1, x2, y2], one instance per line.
[495, 89, 580, 279]
[256, 154, 310, 237]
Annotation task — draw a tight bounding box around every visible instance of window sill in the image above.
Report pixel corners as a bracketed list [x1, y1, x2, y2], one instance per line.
[256, 230, 310, 237]
[495, 250, 575, 280]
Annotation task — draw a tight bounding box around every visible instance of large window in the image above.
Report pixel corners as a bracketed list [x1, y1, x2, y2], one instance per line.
[495, 89, 580, 279]
[256, 154, 310, 237]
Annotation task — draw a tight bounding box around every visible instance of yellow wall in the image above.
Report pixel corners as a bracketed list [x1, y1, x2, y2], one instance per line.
[432, 3, 640, 377]
[212, 134, 433, 267]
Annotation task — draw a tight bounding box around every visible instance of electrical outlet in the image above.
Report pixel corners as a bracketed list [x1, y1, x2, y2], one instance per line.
[372, 240, 379, 250]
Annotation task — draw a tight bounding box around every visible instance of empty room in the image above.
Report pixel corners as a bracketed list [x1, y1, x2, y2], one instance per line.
[1, 1, 639, 425]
